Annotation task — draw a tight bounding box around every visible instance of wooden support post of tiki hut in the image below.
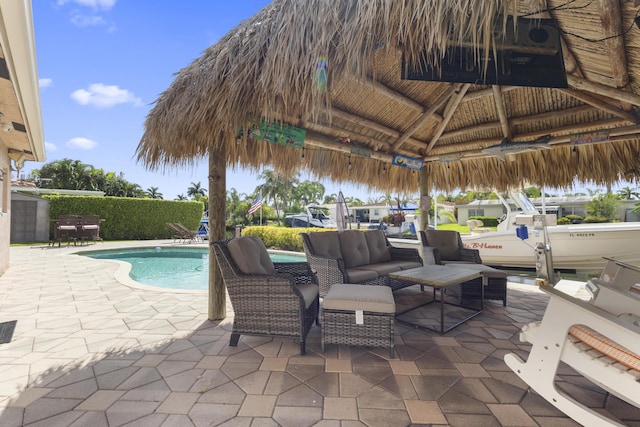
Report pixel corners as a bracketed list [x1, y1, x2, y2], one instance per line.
[208, 144, 227, 320]
[419, 169, 430, 231]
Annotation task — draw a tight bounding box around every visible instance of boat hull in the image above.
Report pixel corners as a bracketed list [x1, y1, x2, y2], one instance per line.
[461, 223, 640, 272]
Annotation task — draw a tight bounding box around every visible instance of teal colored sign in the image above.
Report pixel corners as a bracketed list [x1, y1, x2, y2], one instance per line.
[244, 118, 306, 147]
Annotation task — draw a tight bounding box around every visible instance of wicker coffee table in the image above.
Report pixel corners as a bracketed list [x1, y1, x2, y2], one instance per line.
[388, 265, 486, 334]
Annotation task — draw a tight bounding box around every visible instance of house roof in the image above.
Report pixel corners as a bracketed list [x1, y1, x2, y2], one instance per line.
[137, 0, 640, 193]
[0, 0, 44, 164]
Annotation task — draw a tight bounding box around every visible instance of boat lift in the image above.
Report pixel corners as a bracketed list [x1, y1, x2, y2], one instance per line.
[515, 214, 558, 285]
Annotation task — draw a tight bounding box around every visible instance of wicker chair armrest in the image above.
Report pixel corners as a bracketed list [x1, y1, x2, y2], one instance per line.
[303, 252, 348, 297]
[460, 247, 482, 263]
[390, 246, 423, 264]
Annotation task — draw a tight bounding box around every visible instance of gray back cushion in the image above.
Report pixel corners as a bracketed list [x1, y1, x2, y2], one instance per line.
[308, 232, 342, 259]
[228, 236, 275, 275]
[425, 230, 460, 261]
[364, 230, 391, 264]
[338, 230, 370, 268]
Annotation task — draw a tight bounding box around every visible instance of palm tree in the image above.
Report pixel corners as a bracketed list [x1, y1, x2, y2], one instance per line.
[187, 181, 207, 199]
[257, 169, 297, 224]
[146, 187, 163, 199]
[323, 193, 338, 204]
[175, 194, 188, 201]
[617, 186, 640, 200]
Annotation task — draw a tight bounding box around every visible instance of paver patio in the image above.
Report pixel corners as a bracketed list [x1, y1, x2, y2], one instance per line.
[1, 241, 639, 426]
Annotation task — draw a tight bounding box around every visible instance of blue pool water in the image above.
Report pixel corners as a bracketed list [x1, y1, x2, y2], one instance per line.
[82, 247, 306, 290]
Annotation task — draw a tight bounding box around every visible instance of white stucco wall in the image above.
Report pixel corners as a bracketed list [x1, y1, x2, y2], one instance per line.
[0, 147, 10, 273]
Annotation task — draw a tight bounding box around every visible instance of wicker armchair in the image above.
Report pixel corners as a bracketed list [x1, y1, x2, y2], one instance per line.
[419, 230, 507, 306]
[419, 230, 482, 265]
[212, 236, 319, 355]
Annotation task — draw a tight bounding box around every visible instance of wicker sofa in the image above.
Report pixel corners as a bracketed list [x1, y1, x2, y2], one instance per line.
[300, 229, 423, 297]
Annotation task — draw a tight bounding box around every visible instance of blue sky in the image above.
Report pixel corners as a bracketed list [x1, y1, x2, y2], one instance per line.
[29, 0, 378, 202]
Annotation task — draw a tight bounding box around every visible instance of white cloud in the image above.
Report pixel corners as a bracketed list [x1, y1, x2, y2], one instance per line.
[39, 78, 53, 88]
[44, 141, 57, 152]
[70, 12, 106, 27]
[66, 137, 98, 150]
[71, 83, 142, 108]
[57, 0, 117, 11]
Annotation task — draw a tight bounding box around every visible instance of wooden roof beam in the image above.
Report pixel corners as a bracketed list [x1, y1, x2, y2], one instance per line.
[492, 86, 512, 140]
[320, 107, 425, 151]
[598, 0, 633, 110]
[355, 77, 443, 122]
[567, 74, 640, 107]
[425, 117, 628, 158]
[557, 88, 638, 123]
[389, 83, 462, 153]
[439, 105, 597, 141]
[423, 83, 471, 153]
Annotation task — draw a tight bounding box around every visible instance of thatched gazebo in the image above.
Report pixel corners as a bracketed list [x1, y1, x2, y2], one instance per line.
[137, 0, 640, 319]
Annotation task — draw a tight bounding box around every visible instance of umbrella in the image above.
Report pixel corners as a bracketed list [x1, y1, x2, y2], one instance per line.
[336, 191, 347, 232]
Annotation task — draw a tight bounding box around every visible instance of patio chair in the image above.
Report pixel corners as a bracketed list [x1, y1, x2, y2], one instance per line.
[166, 223, 188, 242]
[419, 229, 481, 265]
[174, 222, 200, 243]
[419, 230, 507, 306]
[51, 215, 81, 247]
[212, 236, 319, 355]
[77, 215, 103, 244]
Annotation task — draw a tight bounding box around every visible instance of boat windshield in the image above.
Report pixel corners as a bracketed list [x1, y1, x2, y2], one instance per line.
[309, 207, 329, 220]
[509, 191, 540, 215]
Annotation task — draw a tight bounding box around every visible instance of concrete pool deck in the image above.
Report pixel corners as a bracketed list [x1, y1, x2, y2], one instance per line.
[1, 240, 639, 426]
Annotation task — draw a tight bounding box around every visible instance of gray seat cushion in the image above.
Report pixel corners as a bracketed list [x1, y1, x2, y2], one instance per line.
[338, 230, 370, 268]
[297, 283, 319, 308]
[356, 262, 402, 276]
[364, 230, 392, 264]
[308, 231, 342, 259]
[345, 268, 379, 283]
[323, 284, 395, 313]
[228, 236, 275, 275]
[425, 230, 461, 261]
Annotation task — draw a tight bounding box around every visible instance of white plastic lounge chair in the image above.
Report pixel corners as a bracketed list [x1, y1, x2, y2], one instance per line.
[504, 284, 640, 427]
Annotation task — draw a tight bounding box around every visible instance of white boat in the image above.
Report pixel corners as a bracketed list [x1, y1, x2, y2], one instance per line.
[461, 191, 640, 272]
[286, 205, 337, 228]
[389, 191, 640, 273]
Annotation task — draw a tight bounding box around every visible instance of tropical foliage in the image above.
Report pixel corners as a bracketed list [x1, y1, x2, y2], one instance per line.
[29, 159, 146, 198]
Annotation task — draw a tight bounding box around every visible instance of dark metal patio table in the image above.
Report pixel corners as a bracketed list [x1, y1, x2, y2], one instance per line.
[388, 265, 486, 334]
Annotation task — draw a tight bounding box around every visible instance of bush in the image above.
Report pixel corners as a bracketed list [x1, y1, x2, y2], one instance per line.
[46, 195, 203, 240]
[469, 216, 499, 227]
[556, 217, 571, 225]
[583, 215, 608, 223]
[564, 214, 583, 224]
[241, 226, 333, 251]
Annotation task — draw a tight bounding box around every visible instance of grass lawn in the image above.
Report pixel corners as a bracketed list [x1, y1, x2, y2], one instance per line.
[435, 223, 497, 233]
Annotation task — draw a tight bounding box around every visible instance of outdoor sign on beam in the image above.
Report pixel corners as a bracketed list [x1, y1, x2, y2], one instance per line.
[240, 118, 306, 147]
[392, 153, 423, 170]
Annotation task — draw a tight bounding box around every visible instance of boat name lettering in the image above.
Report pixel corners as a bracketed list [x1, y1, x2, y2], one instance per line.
[465, 243, 503, 250]
[568, 233, 596, 237]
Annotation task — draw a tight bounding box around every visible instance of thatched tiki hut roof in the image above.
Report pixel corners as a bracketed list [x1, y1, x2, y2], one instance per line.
[138, 0, 640, 318]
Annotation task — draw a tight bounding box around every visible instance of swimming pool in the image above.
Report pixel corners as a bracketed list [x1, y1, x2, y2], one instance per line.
[82, 247, 306, 291]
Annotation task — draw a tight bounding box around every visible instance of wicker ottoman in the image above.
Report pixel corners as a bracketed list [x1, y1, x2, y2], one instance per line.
[446, 263, 508, 306]
[321, 284, 396, 358]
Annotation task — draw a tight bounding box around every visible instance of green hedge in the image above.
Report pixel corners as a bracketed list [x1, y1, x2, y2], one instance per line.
[241, 225, 333, 251]
[469, 216, 499, 227]
[45, 195, 203, 240]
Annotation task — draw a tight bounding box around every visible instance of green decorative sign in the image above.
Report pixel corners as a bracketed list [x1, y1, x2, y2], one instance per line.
[243, 118, 306, 148]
